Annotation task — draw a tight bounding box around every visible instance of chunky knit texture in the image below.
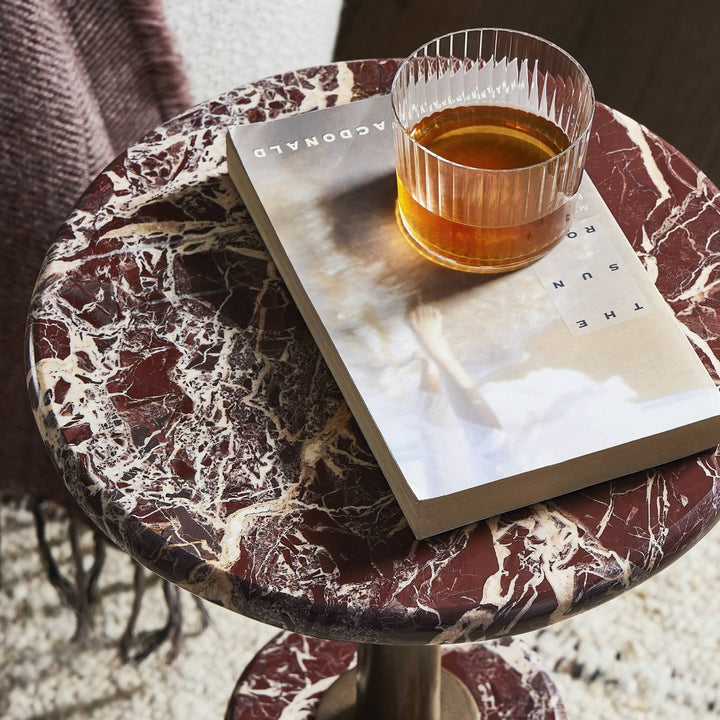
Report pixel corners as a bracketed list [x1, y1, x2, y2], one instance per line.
[0, 0, 192, 506]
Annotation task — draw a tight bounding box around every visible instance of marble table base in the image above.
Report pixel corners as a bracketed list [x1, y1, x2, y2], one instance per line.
[226, 632, 566, 720]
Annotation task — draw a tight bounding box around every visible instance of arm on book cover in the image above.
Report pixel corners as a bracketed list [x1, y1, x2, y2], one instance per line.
[408, 304, 501, 429]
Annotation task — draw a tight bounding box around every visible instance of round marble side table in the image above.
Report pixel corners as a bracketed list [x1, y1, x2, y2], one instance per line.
[27, 60, 720, 720]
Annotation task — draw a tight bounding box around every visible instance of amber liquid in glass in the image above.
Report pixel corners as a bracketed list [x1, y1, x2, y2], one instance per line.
[397, 104, 572, 272]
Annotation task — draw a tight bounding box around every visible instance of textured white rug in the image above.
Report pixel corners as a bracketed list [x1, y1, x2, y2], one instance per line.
[1, 502, 719, 720]
[163, 0, 344, 103]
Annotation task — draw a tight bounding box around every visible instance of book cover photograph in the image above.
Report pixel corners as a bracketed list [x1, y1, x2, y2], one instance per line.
[227, 95, 720, 538]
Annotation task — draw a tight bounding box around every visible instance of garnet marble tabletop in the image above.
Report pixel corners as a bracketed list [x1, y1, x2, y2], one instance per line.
[27, 60, 720, 646]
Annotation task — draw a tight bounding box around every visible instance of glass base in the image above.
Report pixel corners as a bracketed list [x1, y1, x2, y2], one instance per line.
[395, 204, 564, 274]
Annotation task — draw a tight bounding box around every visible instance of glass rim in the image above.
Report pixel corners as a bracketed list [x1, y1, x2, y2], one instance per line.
[390, 28, 596, 175]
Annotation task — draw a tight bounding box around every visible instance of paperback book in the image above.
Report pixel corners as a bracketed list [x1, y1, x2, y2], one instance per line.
[226, 95, 720, 538]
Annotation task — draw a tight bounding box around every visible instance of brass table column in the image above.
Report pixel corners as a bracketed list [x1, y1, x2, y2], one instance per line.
[317, 644, 478, 720]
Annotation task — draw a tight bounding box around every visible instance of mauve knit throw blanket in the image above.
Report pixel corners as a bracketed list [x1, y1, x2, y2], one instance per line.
[0, 0, 193, 504]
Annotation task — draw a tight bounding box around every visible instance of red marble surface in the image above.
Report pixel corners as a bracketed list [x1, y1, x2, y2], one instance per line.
[27, 60, 720, 645]
[226, 633, 565, 719]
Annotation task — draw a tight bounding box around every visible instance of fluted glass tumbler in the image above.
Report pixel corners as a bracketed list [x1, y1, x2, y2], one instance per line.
[391, 29, 595, 273]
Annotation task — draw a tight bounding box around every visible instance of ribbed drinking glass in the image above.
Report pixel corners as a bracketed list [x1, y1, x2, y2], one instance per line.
[391, 28, 595, 273]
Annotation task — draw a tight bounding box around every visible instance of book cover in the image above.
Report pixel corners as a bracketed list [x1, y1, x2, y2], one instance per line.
[227, 94, 720, 538]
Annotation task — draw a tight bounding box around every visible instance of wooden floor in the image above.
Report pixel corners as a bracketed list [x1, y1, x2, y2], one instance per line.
[333, 0, 720, 186]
